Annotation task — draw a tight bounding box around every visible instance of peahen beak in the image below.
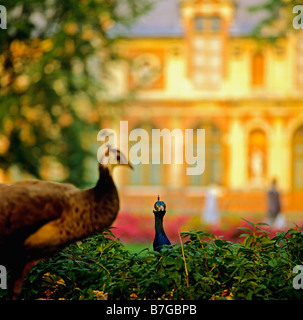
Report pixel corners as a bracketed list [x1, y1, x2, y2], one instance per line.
[115, 149, 133, 169]
[128, 162, 134, 170]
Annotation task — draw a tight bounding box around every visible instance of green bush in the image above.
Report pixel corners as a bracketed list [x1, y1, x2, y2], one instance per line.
[4, 221, 303, 300]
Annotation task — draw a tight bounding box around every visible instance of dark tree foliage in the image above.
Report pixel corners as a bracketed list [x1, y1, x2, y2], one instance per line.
[0, 0, 154, 186]
[249, 0, 303, 38]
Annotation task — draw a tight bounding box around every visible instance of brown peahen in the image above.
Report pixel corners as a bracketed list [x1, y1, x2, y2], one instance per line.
[0, 146, 132, 298]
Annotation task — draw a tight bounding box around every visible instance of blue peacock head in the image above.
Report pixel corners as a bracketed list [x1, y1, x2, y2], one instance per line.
[153, 195, 166, 216]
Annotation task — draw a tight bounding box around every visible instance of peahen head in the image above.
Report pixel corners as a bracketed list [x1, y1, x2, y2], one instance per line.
[153, 195, 166, 217]
[98, 145, 133, 174]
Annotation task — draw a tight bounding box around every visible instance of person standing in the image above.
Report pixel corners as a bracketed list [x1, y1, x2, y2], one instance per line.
[267, 178, 284, 227]
[202, 184, 221, 226]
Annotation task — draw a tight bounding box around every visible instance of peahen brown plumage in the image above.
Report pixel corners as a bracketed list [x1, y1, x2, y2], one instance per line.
[0, 146, 132, 298]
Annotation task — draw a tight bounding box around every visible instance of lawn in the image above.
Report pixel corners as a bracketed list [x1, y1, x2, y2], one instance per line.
[124, 242, 150, 253]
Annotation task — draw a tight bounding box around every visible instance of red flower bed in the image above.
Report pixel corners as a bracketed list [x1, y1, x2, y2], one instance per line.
[112, 212, 302, 244]
[112, 212, 189, 243]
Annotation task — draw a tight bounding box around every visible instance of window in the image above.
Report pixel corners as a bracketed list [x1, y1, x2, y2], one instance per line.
[194, 15, 221, 32]
[128, 123, 163, 186]
[212, 17, 221, 31]
[252, 53, 265, 87]
[194, 16, 204, 31]
[293, 126, 303, 190]
[188, 123, 223, 186]
[192, 37, 222, 89]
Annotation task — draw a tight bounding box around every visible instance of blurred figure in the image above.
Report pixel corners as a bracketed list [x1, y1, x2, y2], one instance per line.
[267, 178, 285, 228]
[251, 149, 264, 181]
[202, 184, 221, 226]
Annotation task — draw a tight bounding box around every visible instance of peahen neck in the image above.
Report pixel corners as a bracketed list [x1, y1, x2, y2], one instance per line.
[94, 165, 115, 196]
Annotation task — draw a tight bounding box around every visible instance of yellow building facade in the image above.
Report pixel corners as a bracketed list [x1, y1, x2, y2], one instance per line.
[101, 0, 303, 214]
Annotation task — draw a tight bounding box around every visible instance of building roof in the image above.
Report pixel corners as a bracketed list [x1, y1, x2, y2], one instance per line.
[120, 0, 268, 37]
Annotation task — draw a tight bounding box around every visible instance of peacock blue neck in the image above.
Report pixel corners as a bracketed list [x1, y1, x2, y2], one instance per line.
[153, 211, 171, 252]
[154, 213, 165, 234]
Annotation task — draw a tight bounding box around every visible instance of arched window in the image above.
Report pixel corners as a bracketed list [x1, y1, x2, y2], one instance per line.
[248, 129, 267, 182]
[252, 52, 265, 87]
[128, 123, 163, 186]
[292, 126, 303, 190]
[188, 123, 223, 186]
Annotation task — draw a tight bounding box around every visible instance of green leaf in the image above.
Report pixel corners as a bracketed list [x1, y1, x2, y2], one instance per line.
[239, 233, 250, 238]
[247, 291, 254, 300]
[241, 218, 256, 227]
[256, 227, 270, 234]
[215, 239, 224, 247]
[237, 227, 253, 233]
[268, 260, 277, 268]
[175, 258, 184, 270]
[256, 222, 269, 226]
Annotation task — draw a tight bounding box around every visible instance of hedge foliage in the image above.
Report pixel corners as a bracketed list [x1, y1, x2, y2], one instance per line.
[2, 220, 303, 300]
